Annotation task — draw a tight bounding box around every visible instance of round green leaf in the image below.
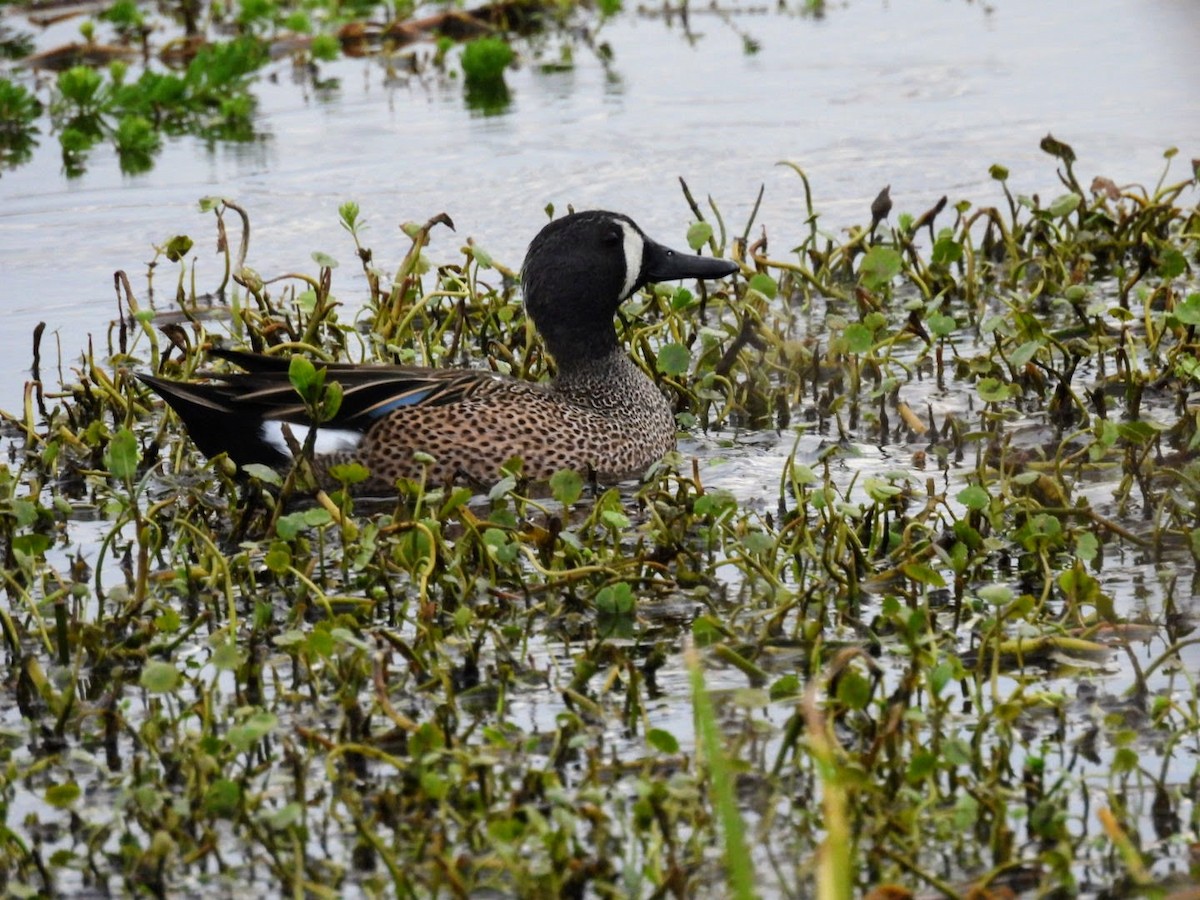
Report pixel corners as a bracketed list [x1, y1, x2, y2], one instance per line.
[140, 660, 180, 694]
[549, 468, 583, 506]
[686, 222, 713, 250]
[656, 343, 691, 377]
[104, 427, 140, 481]
[844, 323, 874, 354]
[956, 485, 989, 510]
[747, 272, 777, 299]
[858, 245, 902, 290]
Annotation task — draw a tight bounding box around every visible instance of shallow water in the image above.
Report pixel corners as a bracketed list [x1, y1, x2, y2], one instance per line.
[3, 0, 1200, 413]
[1, 0, 1199, 893]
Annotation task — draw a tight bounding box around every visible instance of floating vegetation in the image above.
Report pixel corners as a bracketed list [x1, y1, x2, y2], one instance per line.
[0, 141, 1198, 895]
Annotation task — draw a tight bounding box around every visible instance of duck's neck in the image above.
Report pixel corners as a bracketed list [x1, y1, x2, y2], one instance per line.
[551, 345, 660, 413]
[540, 321, 620, 375]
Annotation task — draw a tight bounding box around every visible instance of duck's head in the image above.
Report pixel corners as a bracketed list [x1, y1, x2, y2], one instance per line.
[521, 210, 739, 362]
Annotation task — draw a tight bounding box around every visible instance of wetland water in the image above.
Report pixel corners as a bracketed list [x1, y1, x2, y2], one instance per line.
[0, 0, 1199, 895]
[3, 0, 1200, 414]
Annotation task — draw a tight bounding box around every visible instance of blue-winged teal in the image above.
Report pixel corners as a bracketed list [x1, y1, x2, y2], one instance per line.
[141, 210, 739, 491]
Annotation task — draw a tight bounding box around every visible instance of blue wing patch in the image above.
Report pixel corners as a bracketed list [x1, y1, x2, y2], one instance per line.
[368, 388, 436, 418]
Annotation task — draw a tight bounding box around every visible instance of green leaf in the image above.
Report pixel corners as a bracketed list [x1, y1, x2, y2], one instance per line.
[691, 615, 726, 646]
[686, 222, 713, 250]
[11, 499, 38, 528]
[790, 464, 816, 486]
[276, 512, 308, 540]
[311, 250, 338, 268]
[241, 463, 282, 485]
[228, 710, 278, 752]
[296, 289, 317, 313]
[957, 485, 989, 510]
[210, 640, 244, 671]
[328, 462, 369, 485]
[549, 469, 583, 506]
[844, 323, 874, 354]
[928, 660, 956, 695]
[694, 489, 737, 517]
[1172, 293, 1200, 325]
[163, 235, 193, 263]
[656, 342, 691, 377]
[1074, 531, 1099, 562]
[203, 778, 241, 818]
[646, 728, 679, 754]
[902, 562, 946, 588]
[977, 377, 1012, 403]
[265, 802, 303, 831]
[858, 245, 902, 291]
[835, 668, 871, 709]
[155, 606, 181, 633]
[12, 534, 51, 558]
[331, 627, 372, 651]
[747, 272, 777, 299]
[595, 582, 635, 615]
[931, 236, 962, 266]
[977, 584, 1013, 606]
[769, 674, 800, 700]
[905, 749, 937, 783]
[669, 286, 696, 311]
[1157, 248, 1186, 279]
[600, 509, 630, 530]
[140, 661, 180, 694]
[927, 312, 956, 337]
[1116, 421, 1158, 445]
[864, 477, 903, 501]
[304, 508, 332, 527]
[1009, 340, 1042, 368]
[306, 628, 334, 659]
[320, 381, 343, 421]
[104, 427, 140, 480]
[45, 781, 81, 809]
[1047, 193, 1081, 218]
[394, 527, 432, 569]
[288, 355, 318, 397]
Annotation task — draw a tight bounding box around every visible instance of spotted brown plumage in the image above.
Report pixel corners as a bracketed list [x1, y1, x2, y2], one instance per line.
[140, 211, 740, 493]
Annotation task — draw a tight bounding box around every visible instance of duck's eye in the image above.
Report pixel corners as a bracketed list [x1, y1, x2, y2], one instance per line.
[601, 227, 623, 246]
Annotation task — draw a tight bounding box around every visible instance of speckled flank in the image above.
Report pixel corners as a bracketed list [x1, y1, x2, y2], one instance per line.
[320, 351, 676, 490]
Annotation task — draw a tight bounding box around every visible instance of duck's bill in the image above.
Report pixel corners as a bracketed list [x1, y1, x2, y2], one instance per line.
[643, 240, 740, 283]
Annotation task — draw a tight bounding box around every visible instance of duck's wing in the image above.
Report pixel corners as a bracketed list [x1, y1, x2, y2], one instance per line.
[141, 350, 511, 467]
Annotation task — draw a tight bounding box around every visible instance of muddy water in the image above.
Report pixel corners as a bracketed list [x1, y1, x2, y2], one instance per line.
[2, 0, 1200, 413]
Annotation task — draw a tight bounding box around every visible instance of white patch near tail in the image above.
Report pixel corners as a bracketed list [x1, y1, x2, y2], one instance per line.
[260, 421, 362, 457]
[617, 219, 645, 300]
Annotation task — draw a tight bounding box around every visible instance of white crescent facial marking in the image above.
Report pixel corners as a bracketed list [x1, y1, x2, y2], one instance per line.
[617, 219, 645, 300]
[260, 421, 362, 457]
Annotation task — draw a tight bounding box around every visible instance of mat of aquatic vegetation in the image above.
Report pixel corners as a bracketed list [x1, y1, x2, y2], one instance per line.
[1, 139, 1199, 897]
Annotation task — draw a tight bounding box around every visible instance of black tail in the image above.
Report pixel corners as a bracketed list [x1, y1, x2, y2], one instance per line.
[139, 373, 290, 468]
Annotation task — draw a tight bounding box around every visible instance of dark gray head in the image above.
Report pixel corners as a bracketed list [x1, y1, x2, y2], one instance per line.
[521, 210, 738, 363]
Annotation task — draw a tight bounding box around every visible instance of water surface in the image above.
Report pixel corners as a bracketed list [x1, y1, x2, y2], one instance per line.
[2, 0, 1199, 411]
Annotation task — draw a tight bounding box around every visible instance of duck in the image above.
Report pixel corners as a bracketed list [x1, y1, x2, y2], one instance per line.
[140, 210, 739, 492]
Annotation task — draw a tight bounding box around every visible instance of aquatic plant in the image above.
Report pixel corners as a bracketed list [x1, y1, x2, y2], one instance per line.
[0, 144, 1198, 895]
